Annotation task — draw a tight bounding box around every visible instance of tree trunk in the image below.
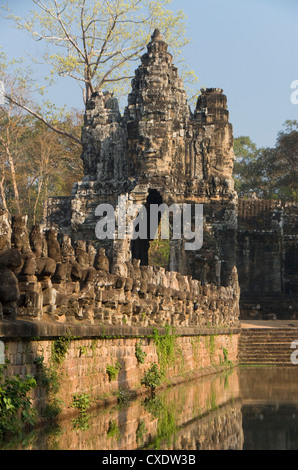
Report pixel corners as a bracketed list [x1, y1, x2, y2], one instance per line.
[6, 146, 21, 215]
[0, 167, 9, 212]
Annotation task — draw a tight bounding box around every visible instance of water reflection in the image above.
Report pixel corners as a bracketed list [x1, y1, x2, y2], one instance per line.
[2, 367, 298, 450]
[243, 405, 298, 450]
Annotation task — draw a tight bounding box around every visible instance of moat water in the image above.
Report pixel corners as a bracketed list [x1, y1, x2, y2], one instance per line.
[2, 367, 298, 451]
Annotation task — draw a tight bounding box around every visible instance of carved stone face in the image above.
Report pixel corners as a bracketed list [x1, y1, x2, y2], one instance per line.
[113, 263, 127, 278]
[132, 258, 141, 268]
[47, 228, 58, 241]
[11, 216, 31, 254]
[30, 226, 43, 258]
[76, 240, 86, 251]
[61, 235, 75, 261]
[62, 234, 71, 245]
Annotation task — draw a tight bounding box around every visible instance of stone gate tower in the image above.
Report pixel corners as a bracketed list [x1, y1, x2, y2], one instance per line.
[46, 30, 238, 289]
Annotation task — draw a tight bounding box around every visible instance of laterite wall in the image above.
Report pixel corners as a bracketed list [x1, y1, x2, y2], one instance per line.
[0, 322, 240, 418]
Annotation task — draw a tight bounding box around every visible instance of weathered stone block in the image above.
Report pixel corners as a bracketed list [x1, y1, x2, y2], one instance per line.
[0, 266, 20, 304]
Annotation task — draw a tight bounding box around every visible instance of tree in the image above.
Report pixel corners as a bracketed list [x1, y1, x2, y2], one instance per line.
[21, 113, 83, 224]
[233, 121, 298, 202]
[1, 0, 196, 143]
[0, 84, 33, 215]
[0, 71, 83, 223]
[275, 120, 298, 201]
[0, 53, 83, 146]
[233, 136, 263, 197]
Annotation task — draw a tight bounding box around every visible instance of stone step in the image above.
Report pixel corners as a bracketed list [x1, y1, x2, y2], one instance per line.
[240, 352, 294, 357]
[239, 362, 293, 366]
[240, 335, 298, 341]
[240, 331, 298, 335]
[240, 345, 297, 348]
[240, 346, 293, 349]
[239, 355, 293, 360]
[240, 340, 295, 344]
[240, 337, 298, 342]
[240, 339, 297, 342]
[239, 329, 298, 365]
[240, 362, 296, 366]
[240, 352, 293, 356]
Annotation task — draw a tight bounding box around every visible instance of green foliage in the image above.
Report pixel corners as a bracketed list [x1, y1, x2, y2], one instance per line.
[34, 355, 60, 395]
[0, 363, 37, 440]
[71, 393, 91, 431]
[233, 121, 298, 202]
[72, 412, 90, 431]
[135, 340, 147, 364]
[136, 419, 147, 447]
[141, 363, 164, 393]
[72, 393, 91, 414]
[117, 390, 130, 407]
[40, 398, 63, 420]
[2, 0, 197, 105]
[79, 346, 88, 357]
[209, 389, 218, 411]
[152, 325, 178, 372]
[107, 419, 120, 439]
[143, 395, 177, 449]
[34, 355, 64, 420]
[143, 394, 164, 417]
[51, 337, 71, 365]
[106, 361, 121, 382]
[91, 339, 98, 357]
[148, 239, 170, 269]
[209, 335, 216, 362]
[221, 348, 233, 368]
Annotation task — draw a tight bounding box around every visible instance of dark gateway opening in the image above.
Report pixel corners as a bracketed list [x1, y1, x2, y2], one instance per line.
[131, 189, 164, 266]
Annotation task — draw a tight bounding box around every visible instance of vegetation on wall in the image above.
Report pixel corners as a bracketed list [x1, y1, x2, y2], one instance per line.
[152, 325, 179, 373]
[51, 337, 72, 365]
[141, 363, 164, 394]
[106, 361, 122, 382]
[0, 360, 37, 440]
[135, 340, 147, 365]
[221, 348, 233, 368]
[71, 393, 91, 431]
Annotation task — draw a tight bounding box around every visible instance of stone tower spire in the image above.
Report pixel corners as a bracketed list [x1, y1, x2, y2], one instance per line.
[125, 29, 190, 178]
[47, 30, 238, 288]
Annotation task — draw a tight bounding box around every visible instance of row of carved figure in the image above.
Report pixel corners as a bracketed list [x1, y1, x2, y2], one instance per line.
[0, 211, 240, 327]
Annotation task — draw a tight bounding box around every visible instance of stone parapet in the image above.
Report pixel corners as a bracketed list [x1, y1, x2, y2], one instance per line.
[0, 213, 240, 328]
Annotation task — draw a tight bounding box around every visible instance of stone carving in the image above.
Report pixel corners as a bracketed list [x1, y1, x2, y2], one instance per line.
[0, 31, 244, 327]
[46, 30, 238, 287]
[0, 31, 295, 327]
[237, 199, 298, 320]
[0, 212, 240, 327]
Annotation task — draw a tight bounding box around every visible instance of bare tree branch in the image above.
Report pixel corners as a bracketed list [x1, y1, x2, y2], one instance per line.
[4, 94, 82, 147]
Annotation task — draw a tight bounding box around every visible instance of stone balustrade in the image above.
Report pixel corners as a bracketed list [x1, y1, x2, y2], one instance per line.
[0, 211, 240, 328]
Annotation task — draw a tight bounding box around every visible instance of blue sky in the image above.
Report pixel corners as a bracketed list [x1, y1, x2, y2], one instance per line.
[1, 0, 298, 148]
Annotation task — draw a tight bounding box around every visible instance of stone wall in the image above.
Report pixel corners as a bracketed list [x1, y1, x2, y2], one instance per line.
[0, 366, 242, 450]
[0, 321, 240, 420]
[237, 199, 298, 319]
